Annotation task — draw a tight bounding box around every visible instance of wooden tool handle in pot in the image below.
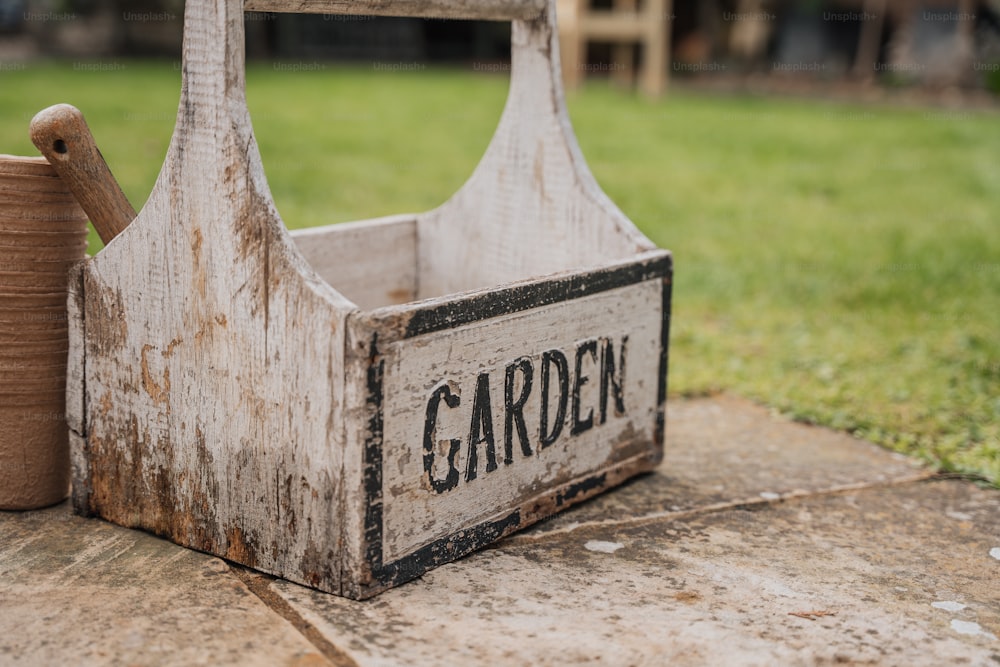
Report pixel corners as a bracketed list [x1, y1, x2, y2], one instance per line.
[30, 104, 136, 245]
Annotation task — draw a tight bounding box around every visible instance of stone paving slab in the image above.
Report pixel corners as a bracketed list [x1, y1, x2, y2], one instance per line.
[0, 505, 326, 667]
[273, 479, 1000, 667]
[525, 395, 931, 535]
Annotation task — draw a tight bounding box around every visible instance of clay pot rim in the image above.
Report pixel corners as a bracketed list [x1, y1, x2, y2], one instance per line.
[0, 155, 54, 176]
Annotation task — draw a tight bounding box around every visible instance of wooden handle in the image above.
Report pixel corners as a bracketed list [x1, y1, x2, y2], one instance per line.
[30, 104, 136, 245]
[242, 0, 545, 21]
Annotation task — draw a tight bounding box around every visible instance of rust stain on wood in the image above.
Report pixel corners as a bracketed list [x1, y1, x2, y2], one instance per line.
[140, 343, 171, 411]
[226, 525, 259, 568]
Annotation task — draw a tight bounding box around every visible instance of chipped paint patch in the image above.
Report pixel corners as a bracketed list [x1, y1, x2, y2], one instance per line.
[990, 547, 1000, 561]
[950, 619, 997, 640]
[946, 511, 973, 521]
[759, 492, 781, 501]
[584, 540, 624, 554]
[932, 601, 966, 612]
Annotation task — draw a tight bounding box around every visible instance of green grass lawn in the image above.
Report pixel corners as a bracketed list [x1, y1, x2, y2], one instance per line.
[2, 61, 998, 484]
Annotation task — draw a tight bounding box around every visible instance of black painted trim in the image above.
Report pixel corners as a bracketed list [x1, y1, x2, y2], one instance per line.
[402, 252, 672, 339]
[655, 262, 673, 447]
[362, 334, 385, 581]
[371, 510, 523, 592]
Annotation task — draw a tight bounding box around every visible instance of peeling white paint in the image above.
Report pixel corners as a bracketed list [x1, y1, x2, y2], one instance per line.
[759, 492, 781, 501]
[990, 547, 1000, 561]
[584, 540, 624, 554]
[950, 620, 997, 640]
[946, 511, 973, 521]
[932, 601, 966, 612]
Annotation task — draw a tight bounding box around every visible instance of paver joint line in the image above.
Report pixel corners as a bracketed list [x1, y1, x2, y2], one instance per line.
[505, 469, 940, 543]
[231, 565, 360, 667]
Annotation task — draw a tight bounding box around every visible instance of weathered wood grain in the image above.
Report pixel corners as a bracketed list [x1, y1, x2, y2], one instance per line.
[74, 0, 357, 593]
[291, 215, 417, 310]
[71, 0, 672, 599]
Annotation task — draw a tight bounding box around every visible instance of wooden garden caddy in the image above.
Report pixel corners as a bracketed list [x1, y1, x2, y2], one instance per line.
[68, 0, 673, 599]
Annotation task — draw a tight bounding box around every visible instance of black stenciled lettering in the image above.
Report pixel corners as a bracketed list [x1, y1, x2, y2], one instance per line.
[572, 339, 598, 435]
[423, 383, 461, 494]
[466, 372, 498, 482]
[504, 357, 534, 464]
[599, 335, 627, 424]
[539, 349, 569, 448]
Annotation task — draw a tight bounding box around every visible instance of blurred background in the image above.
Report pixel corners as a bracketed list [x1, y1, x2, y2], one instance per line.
[2, 0, 1000, 96]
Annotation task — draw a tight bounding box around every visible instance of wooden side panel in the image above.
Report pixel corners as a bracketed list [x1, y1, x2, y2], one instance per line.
[291, 216, 417, 310]
[66, 262, 89, 512]
[65, 262, 86, 439]
[380, 279, 663, 562]
[76, 0, 358, 594]
[339, 252, 671, 598]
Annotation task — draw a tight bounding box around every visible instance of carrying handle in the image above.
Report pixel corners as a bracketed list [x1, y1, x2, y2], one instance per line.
[110, 0, 649, 299]
[243, 0, 545, 21]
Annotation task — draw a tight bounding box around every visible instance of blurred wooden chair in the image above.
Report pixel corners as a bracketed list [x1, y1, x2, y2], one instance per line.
[557, 0, 671, 96]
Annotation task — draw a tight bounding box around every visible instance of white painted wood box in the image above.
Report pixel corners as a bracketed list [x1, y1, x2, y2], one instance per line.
[68, 0, 672, 599]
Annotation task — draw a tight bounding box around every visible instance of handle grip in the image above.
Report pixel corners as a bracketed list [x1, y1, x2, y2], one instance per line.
[30, 104, 136, 245]
[242, 0, 545, 20]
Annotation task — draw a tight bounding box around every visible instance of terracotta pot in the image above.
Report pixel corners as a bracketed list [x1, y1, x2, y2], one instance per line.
[0, 372, 68, 389]
[0, 229, 89, 246]
[0, 155, 81, 510]
[0, 405, 69, 510]
[0, 283, 72, 296]
[0, 323, 68, 334]
[0, 328, 68, 343]
[0, 242, 87, 261]
[0, 155, 59, 177]
[0, 299, 70, 325]
[0, 372, 68, 384]
[0, 354, 68, 368]
[0, 330, 69, 345]
[0, 216, 88, 234]
[0, 257, 76, 286]
[0, 172, 75, 194]
[0, 187, 75, 201]
[0, 269, 76, 290]
[0, 291, 71, 307]
[0, 232, 89, 248]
